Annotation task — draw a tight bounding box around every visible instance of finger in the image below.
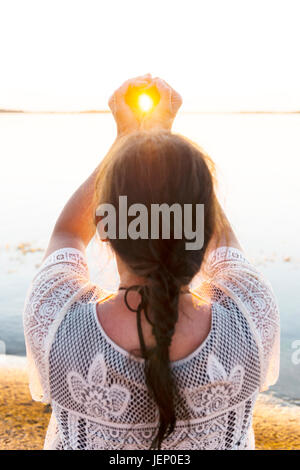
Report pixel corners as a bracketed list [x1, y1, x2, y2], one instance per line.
[120, 74, 152, 90]
[171, 90, 183, 113]
[153, 77, 182, 114]
[108, 75, 153, 113]
[137, 73, 152, 80]
[153, 77, 172, 89]
[153, 77, 181, 100]
[108, 93, 117, 114]
[131, 73, 152, 82]
[152, 77, 172, 111]
[116, 77, 152, 100]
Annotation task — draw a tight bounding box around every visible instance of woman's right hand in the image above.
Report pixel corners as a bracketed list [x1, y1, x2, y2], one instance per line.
[141, 77, 182, 132]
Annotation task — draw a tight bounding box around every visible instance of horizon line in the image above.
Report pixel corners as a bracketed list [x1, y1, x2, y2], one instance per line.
[0, 108, 300, 115]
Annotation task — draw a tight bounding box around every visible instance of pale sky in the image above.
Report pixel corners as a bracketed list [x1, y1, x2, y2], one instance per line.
[0, 0, 299, 111]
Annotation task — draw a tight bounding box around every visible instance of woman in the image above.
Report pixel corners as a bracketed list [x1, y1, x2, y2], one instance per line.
[23, 74, 280, 450]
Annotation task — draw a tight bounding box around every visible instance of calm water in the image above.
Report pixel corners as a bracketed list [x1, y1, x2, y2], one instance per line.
[0, 113, 299, 403]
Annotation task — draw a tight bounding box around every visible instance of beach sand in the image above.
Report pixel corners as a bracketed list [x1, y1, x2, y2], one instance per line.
[0, 356, 299, 450]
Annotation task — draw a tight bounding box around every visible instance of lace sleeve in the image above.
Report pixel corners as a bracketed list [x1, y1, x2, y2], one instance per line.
[23, 247, 102, 404]
[205, 246, 280, 392]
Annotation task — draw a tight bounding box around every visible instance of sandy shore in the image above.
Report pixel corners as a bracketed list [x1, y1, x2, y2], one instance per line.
[0, 356, 299, 450]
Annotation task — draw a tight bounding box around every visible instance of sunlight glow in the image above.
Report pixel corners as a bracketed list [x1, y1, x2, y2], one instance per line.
[138, 93, 153, 112]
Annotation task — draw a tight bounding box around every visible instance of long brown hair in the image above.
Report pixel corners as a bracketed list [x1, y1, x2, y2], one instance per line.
[95, 130, 222, 449]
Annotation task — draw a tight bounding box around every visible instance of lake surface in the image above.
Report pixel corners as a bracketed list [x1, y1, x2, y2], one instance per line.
[0, 112, 299, 404]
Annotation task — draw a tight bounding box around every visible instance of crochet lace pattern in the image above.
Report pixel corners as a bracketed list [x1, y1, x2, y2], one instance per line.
[23, 246, 280, 450]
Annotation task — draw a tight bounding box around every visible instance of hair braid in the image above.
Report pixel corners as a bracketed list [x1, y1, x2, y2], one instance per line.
[96, 129, 220, 449]
[141, 266, 180, 449]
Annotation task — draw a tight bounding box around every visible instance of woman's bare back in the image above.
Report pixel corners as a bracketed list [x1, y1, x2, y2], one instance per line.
[96, 291, 212, 362]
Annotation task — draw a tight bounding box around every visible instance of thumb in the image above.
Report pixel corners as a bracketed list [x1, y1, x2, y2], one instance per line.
[170, 89, 182, 114]
[108, 94, 116, 115]
[153, 78, 182, 115]
[153, 78, 172, 114]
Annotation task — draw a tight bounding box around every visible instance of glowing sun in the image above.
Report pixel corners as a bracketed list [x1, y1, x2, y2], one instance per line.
[138, 93, 153, 112]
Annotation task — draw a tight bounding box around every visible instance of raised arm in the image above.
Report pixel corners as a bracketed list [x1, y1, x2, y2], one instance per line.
[43, 74, 182, 260]
[43, 165, 100, 259]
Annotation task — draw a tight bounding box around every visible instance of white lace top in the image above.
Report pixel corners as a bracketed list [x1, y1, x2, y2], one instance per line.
[23, 246, 280, 450]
